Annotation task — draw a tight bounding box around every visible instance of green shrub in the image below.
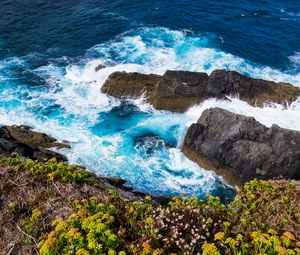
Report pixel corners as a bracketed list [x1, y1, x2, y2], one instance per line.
[2, 157, 299, 254]
[1, 156, 90, 184]
[38, 195, 163, 255]
[38, 179, 299, 255]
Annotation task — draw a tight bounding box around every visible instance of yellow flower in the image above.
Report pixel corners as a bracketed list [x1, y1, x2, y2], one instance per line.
[237, 234, 243, 240]
[77, 209, 88, 217]
[214, 232, 224, 241]
[153, 249, 164, 255]
[145, 217, 154, 225]
[87, 238, 97, 250]
[76, 248, 90, 255]
[275, 246, 286, 254]
[240, 218, 247, 226]
[223, 221, 231, 228]
[267, 229, 278, 236]
[31, 208, 42, 221]
[108, 249, 116, 255]
[202, 243, 220, 255]
[142, 242, 151, 252]
[225, 237, 237, 247]
[101, 213, 109, 220]
[55, 220, 67, 232]
[283, 231, 295, 240]
[39, 236, 56, 255]
[66, 228, 79, 238]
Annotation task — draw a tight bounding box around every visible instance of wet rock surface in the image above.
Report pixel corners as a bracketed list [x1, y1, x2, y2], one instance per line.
[102, 69, 300, 112]
[181, 108, 300, 185]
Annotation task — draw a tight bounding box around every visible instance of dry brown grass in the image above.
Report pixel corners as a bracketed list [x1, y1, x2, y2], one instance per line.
[0, 165, 109, 255]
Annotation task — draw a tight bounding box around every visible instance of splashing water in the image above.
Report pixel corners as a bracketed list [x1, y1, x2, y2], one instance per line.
[1, 27, 300, 201]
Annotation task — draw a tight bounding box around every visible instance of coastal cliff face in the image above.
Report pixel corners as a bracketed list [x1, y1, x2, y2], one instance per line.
[181, 108, 300, 185]
[102, 69, 300, 112]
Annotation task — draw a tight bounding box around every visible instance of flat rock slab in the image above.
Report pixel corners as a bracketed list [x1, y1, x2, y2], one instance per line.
[102, 70, 300, 112]
[0, 125, 69, 162]
[181, 108, 300, 185]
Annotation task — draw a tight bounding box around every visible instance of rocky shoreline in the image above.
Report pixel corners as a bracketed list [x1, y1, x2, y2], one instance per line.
[1, 68, 300, 191]
[102, 69, 300, 112]
[0, 124, 149, 200]
[102, 69, 300, 185]
[1, 68, 300, 254]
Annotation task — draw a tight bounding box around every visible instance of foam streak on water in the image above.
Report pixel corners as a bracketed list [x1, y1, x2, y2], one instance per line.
[0, 27, 299, 200]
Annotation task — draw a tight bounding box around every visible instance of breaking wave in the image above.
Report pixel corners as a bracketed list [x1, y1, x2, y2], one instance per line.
[1, 27, 299, 200]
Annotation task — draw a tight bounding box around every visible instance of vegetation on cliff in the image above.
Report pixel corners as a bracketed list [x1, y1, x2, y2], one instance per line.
[0, 157, 299, 255]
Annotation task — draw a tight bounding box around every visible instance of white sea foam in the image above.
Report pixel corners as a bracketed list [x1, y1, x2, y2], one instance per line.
[185, 97, 300, 131]
[87, 27, 300, 86]
[289, 52, 300, 66]
[0, 27, 299, 198]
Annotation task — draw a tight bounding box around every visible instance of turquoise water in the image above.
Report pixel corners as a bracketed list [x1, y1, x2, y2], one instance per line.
[1, 1, 300, 201]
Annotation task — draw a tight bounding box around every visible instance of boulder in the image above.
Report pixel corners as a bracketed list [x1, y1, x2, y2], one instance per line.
[181, 108, 300, 185]
[0, 125, 69, 161]
[101, 70, 300, 112]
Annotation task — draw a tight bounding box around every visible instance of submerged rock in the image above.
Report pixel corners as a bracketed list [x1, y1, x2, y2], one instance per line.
[95, 64, 106, 72]
[181, 108, 300, 185]
[0, 125, 69, 161]
[102, 69, 300, 112]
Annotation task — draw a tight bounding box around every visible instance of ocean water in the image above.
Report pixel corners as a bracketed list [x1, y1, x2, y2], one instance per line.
[0, 0, 300, 201]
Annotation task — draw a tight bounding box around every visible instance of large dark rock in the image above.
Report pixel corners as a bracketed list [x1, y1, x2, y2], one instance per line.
[152, 70, 209, 112]
[0, 125, 69, 162]
[206, 70, 300, 107]
[181, 108, 300, 185]
[101, 72, 161, 101]
[102, 70, 300, 112]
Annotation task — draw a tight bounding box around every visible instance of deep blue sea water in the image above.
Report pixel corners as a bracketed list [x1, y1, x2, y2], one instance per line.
[1, 0, 300, 201]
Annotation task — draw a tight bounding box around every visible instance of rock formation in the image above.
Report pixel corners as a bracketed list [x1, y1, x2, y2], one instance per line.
[0, 125, 69, 161]
[0, 125, 167, 200]
[181, 108, 300, 185]
[102, 70, 300, 112]
[102, 72, 161, 101]
[95, 64, 106, 72]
